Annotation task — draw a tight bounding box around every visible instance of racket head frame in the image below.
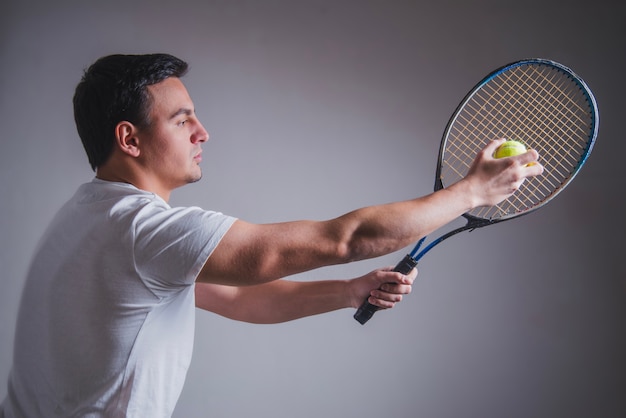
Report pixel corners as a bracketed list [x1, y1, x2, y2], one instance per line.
[434, 58, 599, 223]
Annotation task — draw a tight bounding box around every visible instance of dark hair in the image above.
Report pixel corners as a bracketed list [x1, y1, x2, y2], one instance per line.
[73, 53, 189, 171]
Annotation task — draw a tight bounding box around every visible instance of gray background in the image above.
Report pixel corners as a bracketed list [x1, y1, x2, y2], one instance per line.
[1, 1, 624, 417]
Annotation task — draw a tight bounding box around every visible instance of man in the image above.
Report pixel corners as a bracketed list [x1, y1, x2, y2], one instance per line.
[0, 53, 542, 417]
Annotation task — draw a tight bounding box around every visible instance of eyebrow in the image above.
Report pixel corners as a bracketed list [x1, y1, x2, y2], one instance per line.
[169, 108, 194, 120]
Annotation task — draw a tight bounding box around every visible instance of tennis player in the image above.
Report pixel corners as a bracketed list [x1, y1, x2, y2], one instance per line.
[0, 53, 542, 417]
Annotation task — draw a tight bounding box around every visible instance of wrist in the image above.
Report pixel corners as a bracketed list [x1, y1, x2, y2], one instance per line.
[345, 278, 364, 309]
[442, 178, 479, 212]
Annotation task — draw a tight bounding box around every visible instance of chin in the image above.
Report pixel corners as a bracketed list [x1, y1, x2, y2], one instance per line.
[188, 171, 202, 184]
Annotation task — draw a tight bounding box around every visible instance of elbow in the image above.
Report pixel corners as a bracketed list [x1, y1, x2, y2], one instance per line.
[331, 227, 408, 264]
[332, 235, 376, 264]
[323, 221, 381, 265]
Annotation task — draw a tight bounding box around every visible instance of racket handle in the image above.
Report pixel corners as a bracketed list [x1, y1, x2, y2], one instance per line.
[353, 254, 418, 325]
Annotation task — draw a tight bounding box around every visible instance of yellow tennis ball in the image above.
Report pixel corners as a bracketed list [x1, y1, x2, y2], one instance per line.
[494, 140, 527, 158]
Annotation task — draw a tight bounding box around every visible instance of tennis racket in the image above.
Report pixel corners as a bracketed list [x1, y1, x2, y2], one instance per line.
[354, 58, 599, 325]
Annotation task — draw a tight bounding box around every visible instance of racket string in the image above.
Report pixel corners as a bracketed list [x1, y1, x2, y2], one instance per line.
[440, 61, 595, 220]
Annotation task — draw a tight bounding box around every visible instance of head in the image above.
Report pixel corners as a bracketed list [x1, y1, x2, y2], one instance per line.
[73, 53, 189, 171]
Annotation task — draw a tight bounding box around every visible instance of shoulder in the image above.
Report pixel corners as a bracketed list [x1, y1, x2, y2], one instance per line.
[75, 178, 237, 238]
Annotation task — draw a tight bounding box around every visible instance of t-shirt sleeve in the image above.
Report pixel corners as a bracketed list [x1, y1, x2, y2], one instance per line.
[132, 204, 236, 295]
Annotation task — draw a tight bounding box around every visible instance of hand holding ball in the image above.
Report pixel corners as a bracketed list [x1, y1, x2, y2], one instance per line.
[494, 139, 538, 166]
[494, 140, 527, 158]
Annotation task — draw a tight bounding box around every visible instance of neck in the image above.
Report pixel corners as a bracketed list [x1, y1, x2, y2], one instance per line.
[96, 165, 172, 202]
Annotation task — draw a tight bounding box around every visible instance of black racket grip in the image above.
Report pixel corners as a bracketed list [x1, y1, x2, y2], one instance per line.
[353, 254, 418, 325]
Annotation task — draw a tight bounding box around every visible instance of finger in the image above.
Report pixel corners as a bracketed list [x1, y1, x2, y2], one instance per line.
[515, 149, 539, 165]
[521, 150, 545, 174]
[525, 161, 544, 175]
[506, 150, 544, 178]
[367, 293, 402, 309]
[377, 282, 413, 295]
[378, 268, 417, 285]
[483, 138, 508, 157]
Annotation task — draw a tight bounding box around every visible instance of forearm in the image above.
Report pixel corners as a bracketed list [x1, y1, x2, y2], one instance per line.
[332, 144, 533, 262]
[195, 280, 353, 324]
[334, 180, 476, 262]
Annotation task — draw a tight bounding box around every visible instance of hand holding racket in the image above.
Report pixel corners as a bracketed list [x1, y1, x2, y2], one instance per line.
[354, 59, 599, 325]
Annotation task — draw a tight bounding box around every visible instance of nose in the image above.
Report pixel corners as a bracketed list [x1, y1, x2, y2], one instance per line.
[192, 120, 210, 143]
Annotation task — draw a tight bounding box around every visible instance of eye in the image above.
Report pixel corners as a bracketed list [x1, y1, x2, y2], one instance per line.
[177, 119, 188, 127]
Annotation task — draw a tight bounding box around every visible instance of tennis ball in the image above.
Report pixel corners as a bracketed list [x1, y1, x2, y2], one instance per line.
[494, 140, 527, 158]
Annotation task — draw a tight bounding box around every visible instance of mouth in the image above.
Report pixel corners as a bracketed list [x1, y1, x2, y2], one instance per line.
[193, 151, 203, 163]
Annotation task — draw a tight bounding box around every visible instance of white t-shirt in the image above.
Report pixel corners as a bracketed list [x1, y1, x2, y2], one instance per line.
[1, 179, 236, 417]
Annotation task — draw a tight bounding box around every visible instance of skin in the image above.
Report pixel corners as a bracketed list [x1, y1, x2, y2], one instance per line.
[96, 77, 543, 323]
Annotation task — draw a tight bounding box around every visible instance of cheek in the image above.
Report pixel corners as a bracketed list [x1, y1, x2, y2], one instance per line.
[141, 128, 191, 169]
[143, 142, 168, 166]
[156, 142, 191, 172]
[143, 130, 173, 160]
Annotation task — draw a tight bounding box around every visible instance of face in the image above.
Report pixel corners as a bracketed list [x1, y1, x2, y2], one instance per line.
[138, 77, 209, 192]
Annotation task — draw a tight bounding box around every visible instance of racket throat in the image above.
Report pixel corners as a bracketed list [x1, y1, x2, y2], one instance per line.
[393, 253, 419, 275]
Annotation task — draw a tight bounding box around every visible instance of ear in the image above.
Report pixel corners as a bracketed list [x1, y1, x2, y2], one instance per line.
[114, 121, 141, 158]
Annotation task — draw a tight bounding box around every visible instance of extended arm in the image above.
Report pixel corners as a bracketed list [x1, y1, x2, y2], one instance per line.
[199, 139, 542, 285]
[195, 267, 416, 324]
